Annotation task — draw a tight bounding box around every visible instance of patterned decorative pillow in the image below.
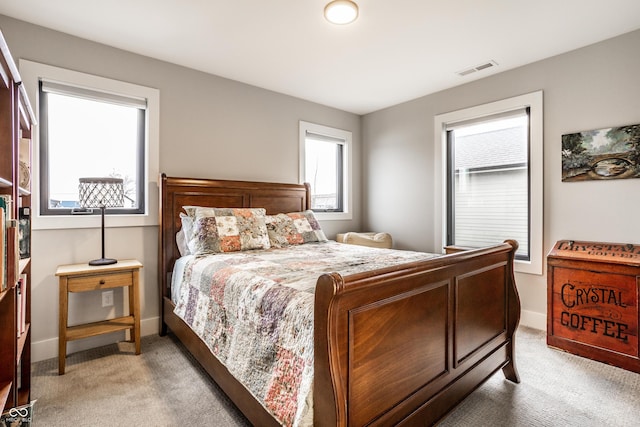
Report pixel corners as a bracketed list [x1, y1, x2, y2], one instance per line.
[187, 207, 271, 254]
[266, 210, 328, 248]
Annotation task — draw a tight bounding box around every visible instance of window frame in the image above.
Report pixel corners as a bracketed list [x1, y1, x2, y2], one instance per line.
[434, 91, 543, 275]
[19, 60, 160, 230]
[38, 81, 147, 216]
[299, 121, 352, 220]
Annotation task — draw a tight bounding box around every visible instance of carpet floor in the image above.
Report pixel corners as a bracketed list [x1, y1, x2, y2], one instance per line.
[31, 327, 639, 426]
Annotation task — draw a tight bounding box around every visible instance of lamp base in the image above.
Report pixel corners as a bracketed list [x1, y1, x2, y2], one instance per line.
[89, 258, 118, 266]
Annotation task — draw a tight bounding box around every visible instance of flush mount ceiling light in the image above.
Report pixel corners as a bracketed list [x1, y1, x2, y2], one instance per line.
[324, 0, 359, 25]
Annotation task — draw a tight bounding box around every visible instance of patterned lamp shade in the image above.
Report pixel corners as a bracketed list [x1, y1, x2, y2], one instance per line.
[78, 177, 124, 265]
[78, 177, 124, 209]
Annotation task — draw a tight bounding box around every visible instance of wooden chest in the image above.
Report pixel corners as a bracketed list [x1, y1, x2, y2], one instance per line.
[547, 240, 640, 373]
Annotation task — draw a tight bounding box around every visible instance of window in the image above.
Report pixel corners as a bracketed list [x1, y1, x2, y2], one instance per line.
[447, 109, 530, 259]
[19, 60, 160, 229]
[39, 81, 145, 215]
[434, 91, 543, 274]
[299, 121, 352, 220]
[305, 133, 344, 212]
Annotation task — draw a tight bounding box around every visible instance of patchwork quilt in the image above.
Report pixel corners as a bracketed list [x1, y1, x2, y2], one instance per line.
[173, 241, 439, 426]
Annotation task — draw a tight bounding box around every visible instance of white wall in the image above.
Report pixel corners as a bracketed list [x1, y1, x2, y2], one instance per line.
[0, 15, 362, 361]
[363, 29, 640, 330]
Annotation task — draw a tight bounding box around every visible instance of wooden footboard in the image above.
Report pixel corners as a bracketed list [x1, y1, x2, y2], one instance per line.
[314, 240, 520, 426]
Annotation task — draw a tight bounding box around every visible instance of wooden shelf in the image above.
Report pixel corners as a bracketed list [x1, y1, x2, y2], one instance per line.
[1, 381, 12, 410]
[17, 323, 30, 363]
[18, 258, 30, 275]
[66, 316, 135, 341]
[17, 389, 30, 407]
[0, 27, 35, 411]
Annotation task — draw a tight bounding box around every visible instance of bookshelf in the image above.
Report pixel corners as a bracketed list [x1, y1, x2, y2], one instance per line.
[0, 28, 36, 412]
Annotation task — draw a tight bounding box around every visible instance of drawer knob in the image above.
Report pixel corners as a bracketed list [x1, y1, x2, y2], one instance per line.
[99, 279, 106, 285]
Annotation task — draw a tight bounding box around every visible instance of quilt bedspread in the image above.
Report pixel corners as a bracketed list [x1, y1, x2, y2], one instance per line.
[173, 241, 439, 426]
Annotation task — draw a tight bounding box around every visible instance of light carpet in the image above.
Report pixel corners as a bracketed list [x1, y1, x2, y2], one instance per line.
[31, 327, 639, 426]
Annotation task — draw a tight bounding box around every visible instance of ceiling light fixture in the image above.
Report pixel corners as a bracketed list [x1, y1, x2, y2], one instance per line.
[324, 0, 359, 25]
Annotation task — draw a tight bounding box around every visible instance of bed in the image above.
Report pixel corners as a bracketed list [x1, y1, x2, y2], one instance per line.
[158, 174, 521, 426]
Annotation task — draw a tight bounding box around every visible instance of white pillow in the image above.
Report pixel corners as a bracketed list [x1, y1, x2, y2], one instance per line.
[175, 212, 195, 257]
[176, 229, 190, 257]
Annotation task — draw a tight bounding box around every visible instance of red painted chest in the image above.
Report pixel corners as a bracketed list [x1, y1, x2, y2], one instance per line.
[547, 240, 640, 373]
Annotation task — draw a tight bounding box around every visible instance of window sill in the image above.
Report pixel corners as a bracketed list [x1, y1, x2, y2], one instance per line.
[514, 258, 543, 276]
[32, 212, 158, 230]
[313, 211, 353, 221]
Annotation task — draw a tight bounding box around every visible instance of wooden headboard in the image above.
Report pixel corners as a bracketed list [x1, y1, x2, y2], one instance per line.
[158, 173, 311, 301]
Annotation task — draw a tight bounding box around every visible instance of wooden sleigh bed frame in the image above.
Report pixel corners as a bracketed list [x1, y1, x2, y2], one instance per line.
[158, 174, 521, 426]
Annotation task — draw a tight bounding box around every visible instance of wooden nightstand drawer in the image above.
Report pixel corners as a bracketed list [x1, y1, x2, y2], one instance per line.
[68, 272, 132, 292]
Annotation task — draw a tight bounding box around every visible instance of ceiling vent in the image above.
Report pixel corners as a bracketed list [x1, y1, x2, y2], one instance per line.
[457, 60, 498, 77]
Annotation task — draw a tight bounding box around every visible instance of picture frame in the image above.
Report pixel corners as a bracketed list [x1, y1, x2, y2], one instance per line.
[561, 123, 640, 182]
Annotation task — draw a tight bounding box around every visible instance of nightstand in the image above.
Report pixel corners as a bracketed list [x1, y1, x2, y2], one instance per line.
[55, 259, 143, 374]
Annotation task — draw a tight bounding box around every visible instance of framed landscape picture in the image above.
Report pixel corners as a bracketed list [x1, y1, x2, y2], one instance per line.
[561, 123, 640, 182]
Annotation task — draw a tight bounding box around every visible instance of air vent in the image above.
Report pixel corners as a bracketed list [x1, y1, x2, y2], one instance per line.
[456, 60, 498, 77]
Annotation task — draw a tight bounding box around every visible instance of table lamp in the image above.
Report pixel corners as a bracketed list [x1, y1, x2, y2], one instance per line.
[78, 177, 124, 265]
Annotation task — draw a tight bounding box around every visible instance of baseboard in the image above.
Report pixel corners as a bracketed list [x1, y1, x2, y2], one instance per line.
[520, 309, 546, 331]
[31, 316, 160, 363]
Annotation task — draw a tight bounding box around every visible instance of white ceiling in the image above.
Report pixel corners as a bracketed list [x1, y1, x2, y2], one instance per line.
[2, 0, 640, 115]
